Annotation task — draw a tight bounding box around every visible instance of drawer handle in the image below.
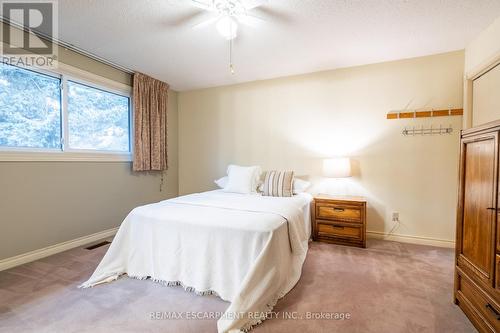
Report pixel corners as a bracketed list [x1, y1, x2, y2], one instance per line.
[333, 208, 345, 212]
[487, 207, 500, 211]
[486, 304, 500, 320]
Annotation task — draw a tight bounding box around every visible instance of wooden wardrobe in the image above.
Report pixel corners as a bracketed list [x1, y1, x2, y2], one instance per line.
[455, 120, 500, 333]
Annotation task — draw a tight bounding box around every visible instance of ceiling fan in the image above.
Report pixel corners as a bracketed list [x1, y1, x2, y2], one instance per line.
[190, 0, 268, 40]
[186, 0, 268, 74]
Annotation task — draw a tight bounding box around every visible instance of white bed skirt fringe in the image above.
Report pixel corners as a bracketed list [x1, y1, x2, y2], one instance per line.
[80, 273, 285, 333]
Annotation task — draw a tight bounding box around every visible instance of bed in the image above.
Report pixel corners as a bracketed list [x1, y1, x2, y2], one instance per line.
[80, 189, 312, 332]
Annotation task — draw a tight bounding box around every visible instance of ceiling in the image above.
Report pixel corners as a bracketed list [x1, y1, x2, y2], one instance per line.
[57, 0, 500, 91]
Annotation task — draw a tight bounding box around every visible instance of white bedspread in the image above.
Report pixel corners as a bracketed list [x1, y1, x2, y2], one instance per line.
[80, 190, 312, 332]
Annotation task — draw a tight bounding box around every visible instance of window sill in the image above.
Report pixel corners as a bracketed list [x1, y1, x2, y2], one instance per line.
[0, 151, 132, 162]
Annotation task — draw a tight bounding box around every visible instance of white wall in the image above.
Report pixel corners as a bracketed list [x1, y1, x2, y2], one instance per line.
[178, 51, 464, 246]
[465, 15, 500, 77]
[464, 15, 500, 128]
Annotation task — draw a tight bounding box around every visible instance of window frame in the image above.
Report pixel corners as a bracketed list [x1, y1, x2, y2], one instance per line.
[0, 63, 133, 162]
[63, 76, 132, 155]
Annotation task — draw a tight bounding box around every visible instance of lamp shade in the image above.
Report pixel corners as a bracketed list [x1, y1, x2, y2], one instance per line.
[323, 158, 352, 178]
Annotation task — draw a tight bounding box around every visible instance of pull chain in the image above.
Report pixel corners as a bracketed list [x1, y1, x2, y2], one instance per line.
[160, 171, 164, 192]
[229, 39, 235, 75]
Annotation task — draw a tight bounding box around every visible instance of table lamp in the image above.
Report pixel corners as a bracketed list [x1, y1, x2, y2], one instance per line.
[322, 157, 351, 178]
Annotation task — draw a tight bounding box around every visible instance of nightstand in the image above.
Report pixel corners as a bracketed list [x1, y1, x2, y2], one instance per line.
[312, 194, 367, 248]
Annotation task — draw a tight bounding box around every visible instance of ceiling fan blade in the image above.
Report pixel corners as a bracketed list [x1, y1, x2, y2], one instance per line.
[236, 14, 265, 27]
[191, 0, 215, 12]
[244, 0, 268, 10]
[164, 11, 207, 27]
[252, 7, 293, 24]
[191, 16, 220, 29]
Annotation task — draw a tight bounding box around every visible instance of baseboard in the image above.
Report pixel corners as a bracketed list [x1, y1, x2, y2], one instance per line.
[0, 227, 118, 272]
[0, 227, 453, 272]
[367, 230, 455, 248]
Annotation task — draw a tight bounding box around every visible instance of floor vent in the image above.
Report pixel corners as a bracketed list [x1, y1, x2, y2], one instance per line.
[85, 241, 111, 250]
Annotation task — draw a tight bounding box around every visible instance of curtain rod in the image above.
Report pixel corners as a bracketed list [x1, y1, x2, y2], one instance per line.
[0, 17, 135, 75]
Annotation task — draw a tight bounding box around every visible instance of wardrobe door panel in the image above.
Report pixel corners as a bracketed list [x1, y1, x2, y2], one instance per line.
[459, 133, 498, 286]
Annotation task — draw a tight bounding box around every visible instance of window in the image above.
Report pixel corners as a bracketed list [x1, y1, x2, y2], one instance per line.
[67, 81, 130, 152]
[0, 63, 61, 149]
[0, 63, 131, 160]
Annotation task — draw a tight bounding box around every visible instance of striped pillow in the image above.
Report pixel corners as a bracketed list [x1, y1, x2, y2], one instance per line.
[262, 170, 294, 197]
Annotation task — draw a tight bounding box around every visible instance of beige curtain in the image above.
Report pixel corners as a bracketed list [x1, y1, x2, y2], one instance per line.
[132, 72, 169, 171]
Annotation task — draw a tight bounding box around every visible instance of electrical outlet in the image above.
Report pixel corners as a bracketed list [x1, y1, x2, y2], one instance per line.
[392, 212, 399, 222]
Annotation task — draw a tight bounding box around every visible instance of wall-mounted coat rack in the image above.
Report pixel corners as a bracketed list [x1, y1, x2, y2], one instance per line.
[402, 125, 453, 136]
[387, 108, 463, 119]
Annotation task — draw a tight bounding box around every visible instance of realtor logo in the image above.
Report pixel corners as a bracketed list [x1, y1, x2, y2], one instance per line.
[1, 0, 58, 68]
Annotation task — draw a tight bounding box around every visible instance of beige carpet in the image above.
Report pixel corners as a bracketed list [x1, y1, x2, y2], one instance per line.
[0, 239, 476, 333]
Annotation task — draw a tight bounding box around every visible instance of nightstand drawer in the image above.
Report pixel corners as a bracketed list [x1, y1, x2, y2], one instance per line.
[316, 204, 362, 223]
[317, 222, 362, 240]
[312, 195, 366, 248]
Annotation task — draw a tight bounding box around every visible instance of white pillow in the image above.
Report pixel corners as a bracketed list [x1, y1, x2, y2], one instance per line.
[223, 165, 262, 194]
[293, 178, 311, 194]
[214, 176, 228, 189]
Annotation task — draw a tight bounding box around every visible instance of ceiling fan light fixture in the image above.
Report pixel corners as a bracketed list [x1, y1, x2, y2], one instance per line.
[216, 16, 238, 40]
